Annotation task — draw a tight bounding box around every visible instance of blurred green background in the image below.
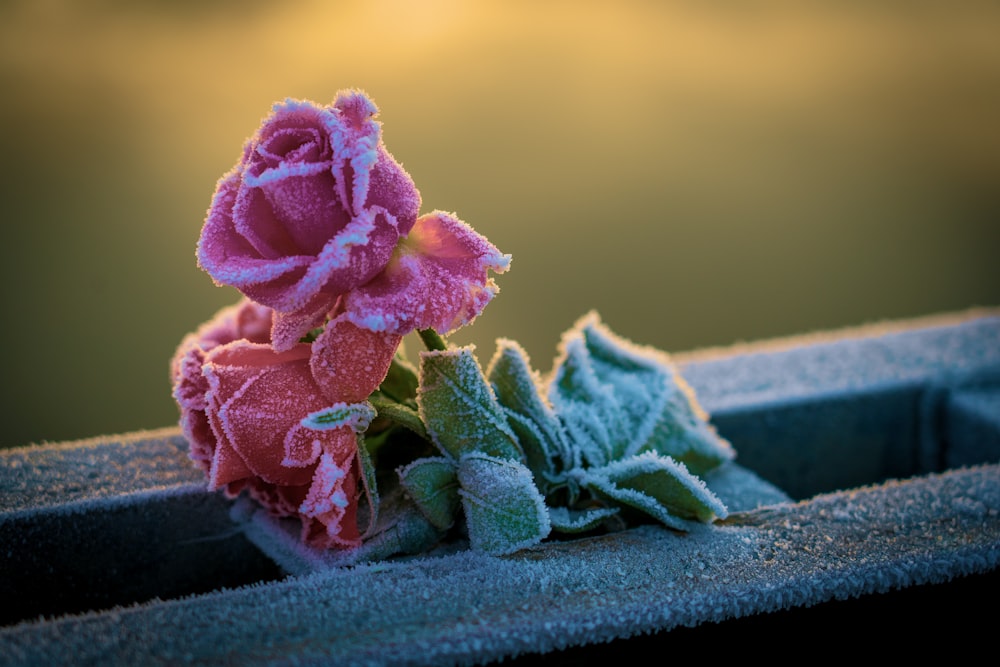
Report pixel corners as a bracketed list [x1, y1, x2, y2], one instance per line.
[1, 0, 998, 448]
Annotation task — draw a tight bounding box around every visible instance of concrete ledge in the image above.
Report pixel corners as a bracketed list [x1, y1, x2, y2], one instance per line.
[1, 309, 998, 665]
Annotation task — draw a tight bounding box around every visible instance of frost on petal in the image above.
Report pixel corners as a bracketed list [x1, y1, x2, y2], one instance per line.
[365, 148, 422, 237]
[457, 452, 551, 556]
[343, 211, 511, 336]
[206, 344, 327, 487]
[197, 171, 314, 291]
[209, 438, 254, 490]
[328, 90, 381, 216]
[289, 205, 403, 310]
[282, 423, 325, 468]
[270, 292, 338, 352]
[179, 409, 215, 474]
[172, 345, 211, 412]
[299, 445, 363, 549]
[310, 314, 402, 404]
[416, 346, 522, 462]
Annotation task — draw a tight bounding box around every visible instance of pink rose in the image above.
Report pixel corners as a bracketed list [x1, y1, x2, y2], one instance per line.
[196, 91, 421, 337]
[170, 299, 401, 549]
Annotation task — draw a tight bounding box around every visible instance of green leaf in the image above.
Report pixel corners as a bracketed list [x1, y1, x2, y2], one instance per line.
[457, 452, 551, 555]
[579, 451, 728, 530]
[396, 456, 460, 530]
[638, 379, 735, 477]
[547, 505, 619, 534]
[548, 332, 628, 467]
[554, 312, 735, 475]
[417, 346, 522, 461]
[378, 352, 420, 405]
[356, 432, 380, 539]
[345, 483, 445, 563]
[301, 401, 377, 432]
[486, 339, 574, 485]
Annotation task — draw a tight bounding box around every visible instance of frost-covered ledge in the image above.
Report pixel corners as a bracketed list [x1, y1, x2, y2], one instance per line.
[2, 309, 998, 665]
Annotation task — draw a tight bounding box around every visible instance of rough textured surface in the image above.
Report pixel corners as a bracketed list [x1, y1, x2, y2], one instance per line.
[1, 309, 998, 666]
[0, 428, 200, 514]
[1, 463, 997, 666]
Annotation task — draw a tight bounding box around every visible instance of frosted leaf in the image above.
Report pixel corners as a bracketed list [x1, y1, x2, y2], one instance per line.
[639, 378, 736, 476]
[548, 335, 628, 467]
[576, 312, 670, 455]
[547, 505, 620, 534]
[552, 398, 615, 470]
[457, 452, 551, 555]
[396, 456, 460, 530]
[486, 339, 575, 485]
[344, 483, 444, 563]
[301, 401, 377, 433]
[579, 451, 729, 531]
[417, 346, 522, 462]
[356, 432, 381, 539]
[562, 312, 735, 475]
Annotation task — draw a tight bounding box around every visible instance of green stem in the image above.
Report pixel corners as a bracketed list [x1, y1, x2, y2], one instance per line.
[369, 395, 429, 441]
[418, 328, 448, 352]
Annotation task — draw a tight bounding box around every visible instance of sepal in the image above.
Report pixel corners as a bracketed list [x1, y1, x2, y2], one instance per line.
[301, 401, 377, 432]
[397, 456, 460, 530]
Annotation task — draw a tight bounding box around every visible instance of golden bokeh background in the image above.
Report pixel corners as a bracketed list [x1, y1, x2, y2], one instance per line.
[2, 0, 998, 447]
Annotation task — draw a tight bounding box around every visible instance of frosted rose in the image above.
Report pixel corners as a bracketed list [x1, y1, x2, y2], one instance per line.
[170, 300, 401, 549]
[196, 91, 421, 338]
[170, 299, 272, 474]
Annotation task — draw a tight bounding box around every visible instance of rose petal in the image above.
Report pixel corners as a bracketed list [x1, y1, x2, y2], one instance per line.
[310, 314, 402, 403]
[172, 344, 210, 411]
[197, 172, 313, 289]
[282, 423, 326, 468]
[328, 90, 382, 216]
[298, 442, 362, 549]
[216, 364, 325, 487]
[231, 181, 301, 258]
[238, 206, 401, 313]
[232, 300, 274, 345]
[364, 149, 421, 237]
[270, 292, 339, 352]
[179, 409, 215, 474]
[343, 211, 511, 335]
[244, 479, 310, 518]
[209, 438, 254, 489]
